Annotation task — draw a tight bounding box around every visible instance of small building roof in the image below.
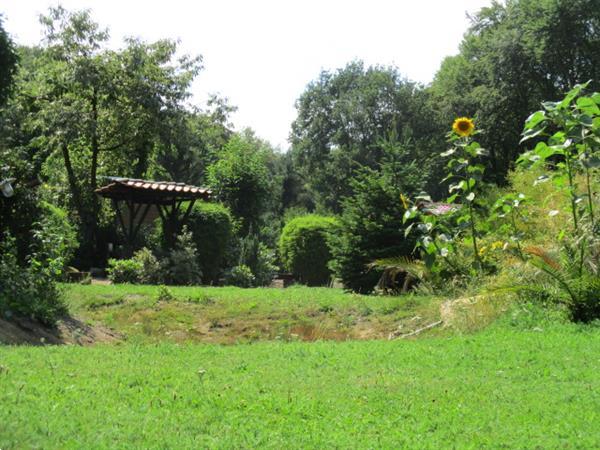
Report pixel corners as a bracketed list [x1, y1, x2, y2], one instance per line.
[95, 177, 211, 204]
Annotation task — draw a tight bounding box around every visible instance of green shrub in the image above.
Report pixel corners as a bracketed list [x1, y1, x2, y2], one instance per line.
[36, 202, 79, 269]
[252, 243, 278, 286]
[207, 134, 271, 235]
[133, 248, 162, 284]
[157, 285, 174, 302]
[107, 258, 142, 284]
[186, 202, 235, 284]
[329, 171, 416, 293]
[0, 235, 66, 325]
[237, 233, 278, 286]
[161, 227, 202, 285]
[224, 264, 255, 288]
[279, 215, 338, 286]
[107, 231, 202, 286]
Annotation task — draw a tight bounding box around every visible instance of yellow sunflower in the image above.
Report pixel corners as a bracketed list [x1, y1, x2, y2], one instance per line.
[452, 117, 475, 137]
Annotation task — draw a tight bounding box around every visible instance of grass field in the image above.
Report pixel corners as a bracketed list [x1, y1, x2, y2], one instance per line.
[63, 284, 445, 342]
[2, 321, 600, 448]
[2, 285, 599, 448]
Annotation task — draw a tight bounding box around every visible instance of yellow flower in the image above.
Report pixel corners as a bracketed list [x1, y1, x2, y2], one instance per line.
[452, 117, 475, 137]
[400, 193, 409, 210]
[491, 241, 504, 251]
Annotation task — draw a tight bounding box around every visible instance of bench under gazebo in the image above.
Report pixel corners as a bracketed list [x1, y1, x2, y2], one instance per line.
[95, 177, 211, 252]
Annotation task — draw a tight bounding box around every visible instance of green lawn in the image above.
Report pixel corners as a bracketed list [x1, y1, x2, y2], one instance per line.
[2, 323, 599, 448]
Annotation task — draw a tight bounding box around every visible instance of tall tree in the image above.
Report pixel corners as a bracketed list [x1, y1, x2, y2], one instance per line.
[0, 15, 18, 107]
[430, 0, 600, 182]
[291, 61, 444, 212]
[154, 96, 236, 185]
[15, 7, 202, 265]
[207, 131, 272, 235]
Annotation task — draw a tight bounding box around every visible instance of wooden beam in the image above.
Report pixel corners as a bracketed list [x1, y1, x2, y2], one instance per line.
[127, 200, 136, 243]
[156, 204, 167, 223]
[113, 199, 127, 238]
[131, 202, 152, 243]
[181, 199, 197, 225]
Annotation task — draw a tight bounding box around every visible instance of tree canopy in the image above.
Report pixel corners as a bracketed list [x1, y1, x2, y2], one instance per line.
[0, 15, 18, 107]
[290, 61, 445, 212]
[430, 0, 600, 182]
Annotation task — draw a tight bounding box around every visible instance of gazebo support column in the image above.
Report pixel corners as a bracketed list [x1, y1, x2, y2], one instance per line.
[112, 199, 153, 256]
[156, 199, 197, 249]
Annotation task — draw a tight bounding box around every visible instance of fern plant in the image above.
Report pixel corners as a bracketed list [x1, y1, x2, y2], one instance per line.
[510, 242, 600, 322]
[368, 256, 427, 293]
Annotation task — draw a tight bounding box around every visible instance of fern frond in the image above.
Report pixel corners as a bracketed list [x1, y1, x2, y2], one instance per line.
[524, 246, 562, 270]
[368, 256, 427, 280]
[524, 247, 577, 303]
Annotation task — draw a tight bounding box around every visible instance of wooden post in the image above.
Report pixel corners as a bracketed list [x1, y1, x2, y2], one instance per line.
[131, 203, 151, 243]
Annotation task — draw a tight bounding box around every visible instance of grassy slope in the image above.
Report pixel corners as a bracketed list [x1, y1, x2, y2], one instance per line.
[1, 323, 599, 448]
[64, 284, 444, 342]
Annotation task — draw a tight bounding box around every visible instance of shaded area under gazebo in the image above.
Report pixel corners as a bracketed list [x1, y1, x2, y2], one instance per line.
[95, 177, 211, 253]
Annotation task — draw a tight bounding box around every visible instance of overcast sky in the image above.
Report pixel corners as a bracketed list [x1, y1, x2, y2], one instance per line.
[2, 0, 492, 150]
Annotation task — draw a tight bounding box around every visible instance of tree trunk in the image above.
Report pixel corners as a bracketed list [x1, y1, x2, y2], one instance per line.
[89, 86, 100, 263]
[61, 142, 84, 219]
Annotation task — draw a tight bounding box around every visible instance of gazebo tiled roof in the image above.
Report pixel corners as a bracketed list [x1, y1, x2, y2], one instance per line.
[95, 177, 211, 204]
[95, 177, 211, 250]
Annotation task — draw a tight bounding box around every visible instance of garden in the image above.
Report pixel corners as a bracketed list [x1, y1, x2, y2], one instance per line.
[1, 1, 600, 448]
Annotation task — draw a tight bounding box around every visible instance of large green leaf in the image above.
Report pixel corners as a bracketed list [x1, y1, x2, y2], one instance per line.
[520, 126, 546, 143]
[524, 110, 546, 130]
[576, 97, 600, 116]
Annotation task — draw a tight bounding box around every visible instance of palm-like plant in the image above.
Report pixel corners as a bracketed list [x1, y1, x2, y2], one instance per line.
[368, 256, 427, 294]
[507, 241, 600, 322]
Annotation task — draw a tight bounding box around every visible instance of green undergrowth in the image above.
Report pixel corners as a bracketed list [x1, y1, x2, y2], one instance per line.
[1, 322, 600, 448]
[64, 284, 444, 343]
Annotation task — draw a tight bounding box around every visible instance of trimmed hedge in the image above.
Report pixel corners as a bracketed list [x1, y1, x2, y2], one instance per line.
[186, 202, 235, 284]
[278, 215, 338, 286]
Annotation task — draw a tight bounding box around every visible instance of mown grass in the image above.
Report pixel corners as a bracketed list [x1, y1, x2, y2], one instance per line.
[1, 322, 600, 448]
[63, 284, 444, 342]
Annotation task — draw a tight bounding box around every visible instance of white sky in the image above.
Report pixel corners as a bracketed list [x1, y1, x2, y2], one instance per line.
[2, 0, 492, 150]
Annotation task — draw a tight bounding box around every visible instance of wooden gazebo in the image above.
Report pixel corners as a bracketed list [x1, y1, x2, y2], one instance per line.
[95, 177, 211, 250]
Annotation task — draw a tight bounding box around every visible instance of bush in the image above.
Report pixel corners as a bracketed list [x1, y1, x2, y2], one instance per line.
[157, 285, 174, 302]
[133, 248, 162, 284]
[35, 202, 79, 269]
[186, 202, 235, 284]
[161, 227, 202, 285]
[106, 231, 202, 286]
[207, 133, 271, 235]
[329, 171, 416, 293]
[0, 235, 66, 325]
[107, 258, 142, 284]
[279, 215, 338, 286]
[224, 264, 255, 288]
[252, 243, 278, 286]
[237, 233, 278, 286]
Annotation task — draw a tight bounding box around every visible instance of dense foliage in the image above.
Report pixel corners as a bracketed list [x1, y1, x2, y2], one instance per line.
[2, 1, 600, 323]
[279, 215, 337, 286]
[0, 15, 17, 106]
[207, 133, 272, 235]
[430, 0, 600, 183]
[291, 61, 445, 211]
[329, 169, 417, 294]
[186, 202, 235, 284]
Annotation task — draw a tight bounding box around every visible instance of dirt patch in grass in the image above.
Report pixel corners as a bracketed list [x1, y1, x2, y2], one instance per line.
[0, 315, 121, 346]
[59, 284, 448, 344]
